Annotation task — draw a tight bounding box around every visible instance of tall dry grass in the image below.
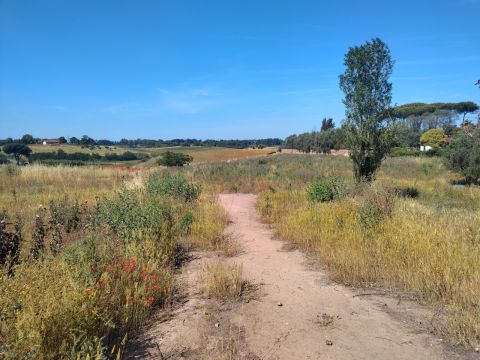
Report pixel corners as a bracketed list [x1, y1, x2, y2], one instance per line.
[258, 184, 480, 347]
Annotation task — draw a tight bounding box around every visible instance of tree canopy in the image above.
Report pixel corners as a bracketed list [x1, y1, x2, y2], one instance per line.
[157, 151, 193, 167]
[420, 128, 447, 148]
[392, 102, 478, 120]
[2, 143, 32, 165]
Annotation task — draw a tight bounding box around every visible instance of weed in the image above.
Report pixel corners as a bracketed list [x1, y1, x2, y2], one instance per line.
[307, 177, 347, 203]
[201, 262, 245, 301]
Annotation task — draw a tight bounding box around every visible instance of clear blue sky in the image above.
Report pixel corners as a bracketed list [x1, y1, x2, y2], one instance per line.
[1, 0, 479, 140]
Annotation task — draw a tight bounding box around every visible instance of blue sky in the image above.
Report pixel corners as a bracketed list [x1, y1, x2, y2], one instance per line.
[1, 0, 479, 140]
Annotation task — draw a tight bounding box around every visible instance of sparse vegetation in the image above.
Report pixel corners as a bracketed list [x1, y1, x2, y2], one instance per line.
[201, 262, 245, 301]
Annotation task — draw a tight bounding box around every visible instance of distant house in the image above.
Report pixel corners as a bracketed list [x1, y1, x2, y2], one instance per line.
[42, 138, 60, 145]
[419, 145, 432, 151]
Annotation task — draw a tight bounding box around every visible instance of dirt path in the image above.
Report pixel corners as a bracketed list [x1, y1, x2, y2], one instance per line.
[128, 193, 472, 359]
[217, 193, 467, 360]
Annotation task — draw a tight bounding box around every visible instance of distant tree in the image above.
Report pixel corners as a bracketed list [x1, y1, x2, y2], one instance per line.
[58, 137, 67, 144]
[317, 129, 337, 153]
[80, 135, 95, 146]
[321, 118, 335, 132]
[452, 102, 479, 122]
[394, 124, 422, 148]
[21, 134, 35, 144]
[443, 124, 460, 137]
[339, 38, 395, 182]
[69, 137, 80, 145]
[157, 151, 193, 167]
[2, 143, 32, 165]
[420, 128, 447, 148]
[443, 129, 480, 184]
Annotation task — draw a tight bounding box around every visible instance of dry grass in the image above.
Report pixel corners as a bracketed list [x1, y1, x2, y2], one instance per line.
[0, 166, 227, 359]
[201, 262, 245, 301]
[186, 198, 241, 256]
[258, 184, 480, 347]
[186, 147, 275, 163]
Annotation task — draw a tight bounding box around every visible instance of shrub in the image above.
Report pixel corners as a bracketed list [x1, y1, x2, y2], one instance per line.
[420, 128, 447, 148]
[394, 186, 419, 198]
[307, 177, 347, 203]
[146, 173, 201, 202]
[389, 147, 421, 157]
[357, 185, 395, 229]
[157, 151, 193, 167]
[442, 130, 480, 184]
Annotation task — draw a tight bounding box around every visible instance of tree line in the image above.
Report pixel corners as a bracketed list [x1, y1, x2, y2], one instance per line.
[285, 101, 479, 153]
[0, 135, 283, 149]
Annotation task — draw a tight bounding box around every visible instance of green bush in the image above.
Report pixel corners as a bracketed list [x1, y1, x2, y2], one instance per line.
[157, 151, 193, 167]
[146, 173, 201, 202]
[389, 147, 421, 157]
[357, 185, 395, 229]
[442, 130, 480, 184]
[307, 177, 347, 203]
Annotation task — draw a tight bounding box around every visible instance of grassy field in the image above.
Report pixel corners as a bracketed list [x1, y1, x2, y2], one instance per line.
[0, 165, 228, 359]
[190, 154, 480, 347]
[1, 154, 479, 357]
[29, 144, 276, 167]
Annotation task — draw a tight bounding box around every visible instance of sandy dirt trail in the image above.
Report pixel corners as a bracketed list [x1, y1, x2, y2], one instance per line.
[217, 193, 465, 360]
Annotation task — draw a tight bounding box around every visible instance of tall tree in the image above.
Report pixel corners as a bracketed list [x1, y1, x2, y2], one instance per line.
[339, 38, 395, 182]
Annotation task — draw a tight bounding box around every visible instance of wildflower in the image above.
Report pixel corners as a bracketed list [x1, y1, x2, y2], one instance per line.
[148, 296, 154, 302]
[86, 288, 94, 295]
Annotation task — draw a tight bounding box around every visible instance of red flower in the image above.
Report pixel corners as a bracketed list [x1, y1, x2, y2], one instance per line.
[148, 296, 154, 302]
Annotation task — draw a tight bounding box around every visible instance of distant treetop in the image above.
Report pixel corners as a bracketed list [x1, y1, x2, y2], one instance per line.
[392, 102, 478, 120]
